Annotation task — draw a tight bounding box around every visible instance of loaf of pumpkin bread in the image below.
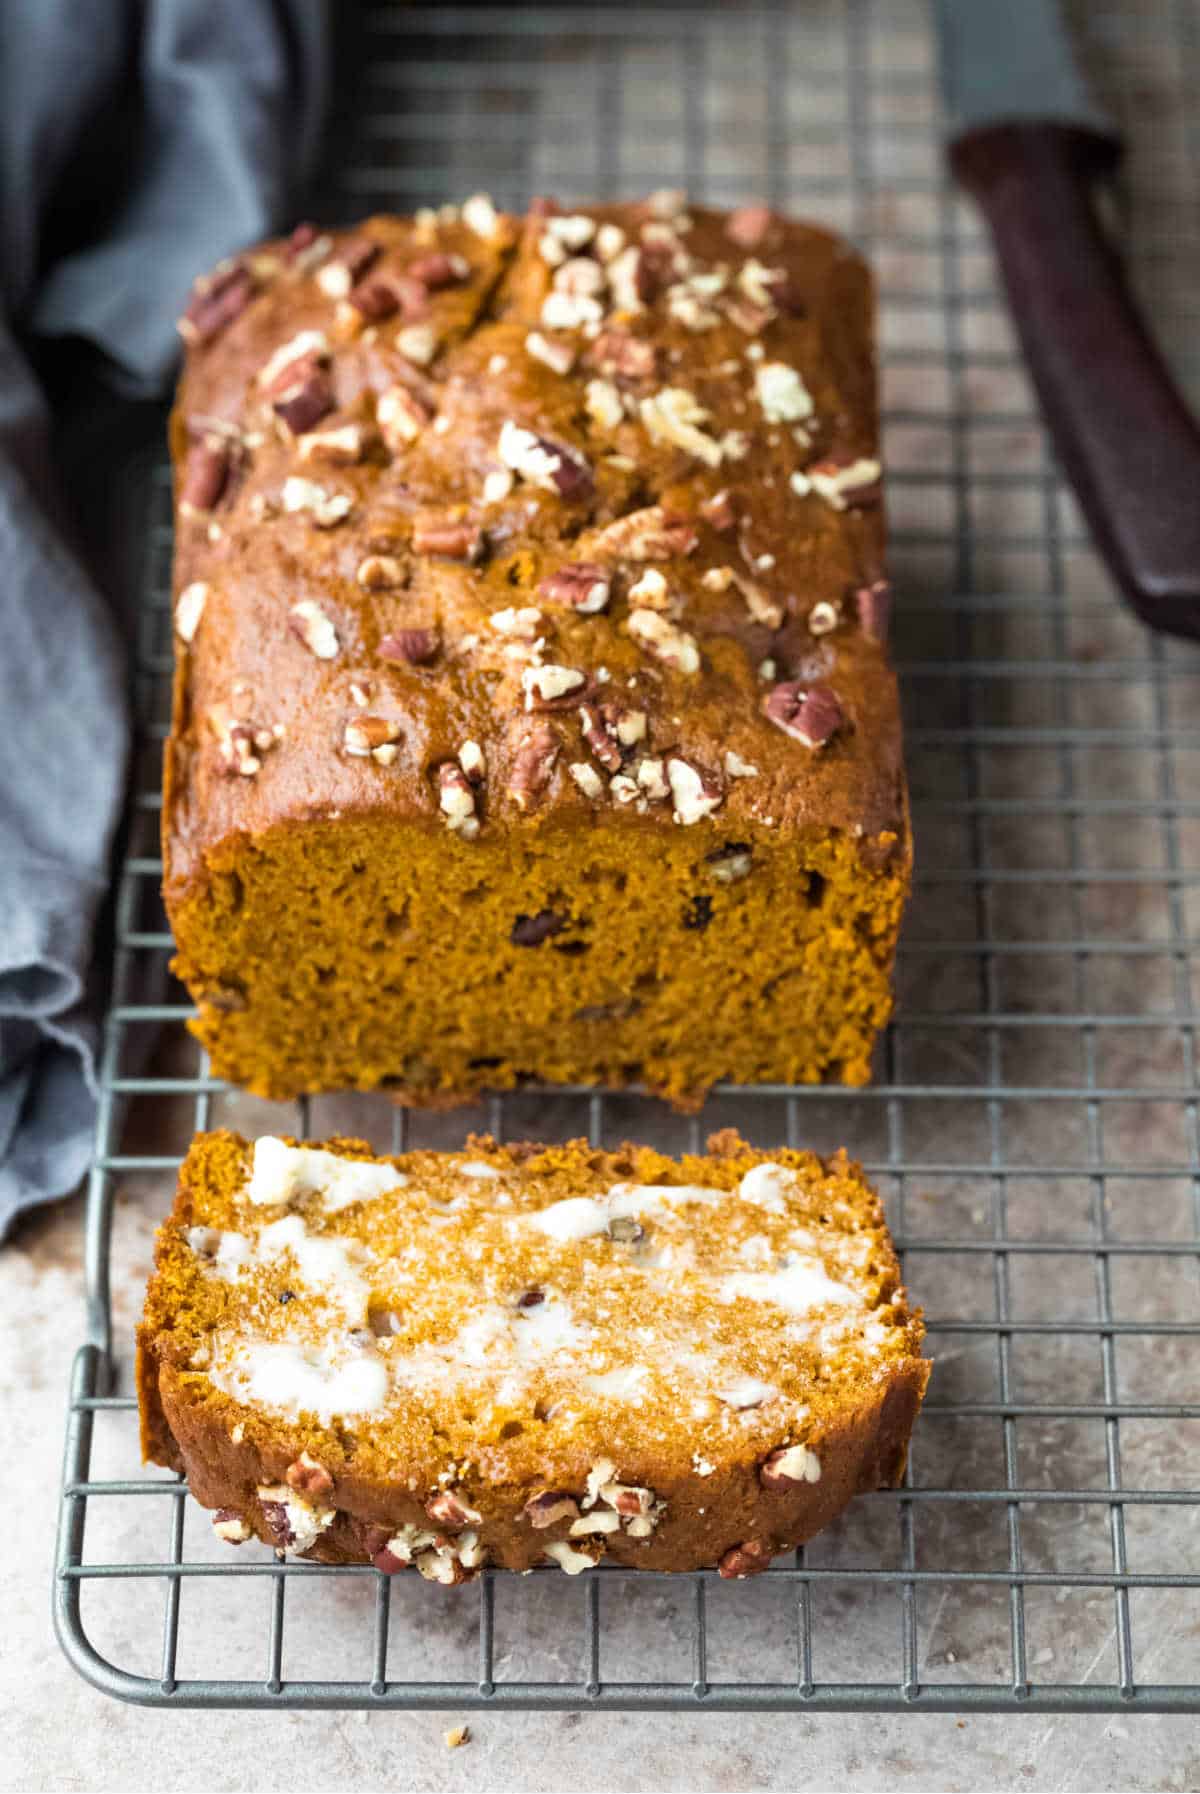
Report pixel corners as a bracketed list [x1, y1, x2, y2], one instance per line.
[137, 1130, 929, 1578]
[165, 192, 907, 1106]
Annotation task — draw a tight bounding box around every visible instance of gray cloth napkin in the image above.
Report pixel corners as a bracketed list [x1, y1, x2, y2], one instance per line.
[0, 0, 328, 1239]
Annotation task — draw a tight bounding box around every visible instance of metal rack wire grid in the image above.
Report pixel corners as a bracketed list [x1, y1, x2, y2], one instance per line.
[54, 0, 1200, 1714]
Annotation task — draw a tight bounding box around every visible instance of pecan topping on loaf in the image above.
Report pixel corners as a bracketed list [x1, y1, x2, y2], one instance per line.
[164, 195, 909, 1109]
[180, 433, 233, 515]
[178, 261, 256, 345]
[412, 513, 484, 561]
[379, 627, 438, 665]
[507, 722, 559, 810]
[538, 562, 611, 613]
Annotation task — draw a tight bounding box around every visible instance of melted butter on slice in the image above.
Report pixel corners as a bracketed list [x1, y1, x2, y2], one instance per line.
[246, 1136, 406, 1211]
[209, 1339, 389, 1423]
[716, 1255, 859, 1314]
[530, 1182, 723, 1242]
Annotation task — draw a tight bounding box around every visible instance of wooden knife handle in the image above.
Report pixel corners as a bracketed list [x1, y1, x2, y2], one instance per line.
[950, 120, 1200, 640]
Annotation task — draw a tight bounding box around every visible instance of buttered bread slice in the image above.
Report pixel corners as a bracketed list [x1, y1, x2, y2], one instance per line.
[138, 1129, 928, 1579]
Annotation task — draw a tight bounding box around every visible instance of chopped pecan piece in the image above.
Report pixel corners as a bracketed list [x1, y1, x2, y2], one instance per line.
[344, 715, 401, 762]
[298, 423, 367, 465]
[639, 387, 724, 466]
[730, 568, 784, 631]
[508, 722, 558, 811]
[271, 355, 335, 435]
[258, 329, 330, 392]
[316, 235, 381, 299]
[627, 608, 700, 675]
[397, 322, 438, 366]
[258, 1496, 296, 1550]
[208, 705, 282, 777]
[212, 1509, 252, 1544]
[855, 579, 892, 643]
[700, 488, 736, 532]
[377, 382, 434, 451]
[462, 192, 502, 239]
[180, 433, 231, 514]
[754, 361, 814, 425]
[498, 420, 594, 499]
[634, 242, 673, 303]
[598, 1481, 654, 1517]
[347, 277, 403, 321]
[425, 1489, 482, 1530]
[458, 739, 486, 783]
[666, 756, 723, 826]
[525, 330, 576, 375]
[759, 1443, 822, 1489]
[584, 376, 624, 430]
[281, 475, 352, 527]
[580, 701, 645, 771]
[437, 761, 480, 836]
[636, 756, 669, 802]
[538, 562, 611, 614]
[808, 456, 882, 511]
[407, 250, 471, 289]
[717, 1539, 773, 1579]
[288, 599, 339, 659]
[724, 295, 774, 335]
[726, 202, 773, 248]
[286, 1452, 334, 1499]
[178, 261, 256, 346]
[541, 289, 604, 331]
[523, 1491, 581, 1530]
[174, 581, 208, 642]
[628, 567, 668, 610]
[356, 555, 405, 589]
[568, 762, 604, 799]
[522, 663, 587, 711]
[489, 604, 542, 640]
[589, 329, 658, 383]
[763, 681, 844, 748]
[412, 514, 484, 561]
[588, 504, 698, 562]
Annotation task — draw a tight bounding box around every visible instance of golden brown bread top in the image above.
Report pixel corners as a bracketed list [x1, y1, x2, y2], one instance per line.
[140, 1129, 925, 1497]
[166, 193, 901, 894]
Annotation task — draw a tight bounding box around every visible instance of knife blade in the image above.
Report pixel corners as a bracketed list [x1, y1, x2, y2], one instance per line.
[937, 0, 1200, 640]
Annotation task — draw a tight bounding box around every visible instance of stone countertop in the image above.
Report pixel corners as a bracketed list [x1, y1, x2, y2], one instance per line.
[6, 0, 1200, 1786]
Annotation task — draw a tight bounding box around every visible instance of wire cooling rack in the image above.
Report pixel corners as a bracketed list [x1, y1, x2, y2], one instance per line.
[54, 0, 1200, 1714]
